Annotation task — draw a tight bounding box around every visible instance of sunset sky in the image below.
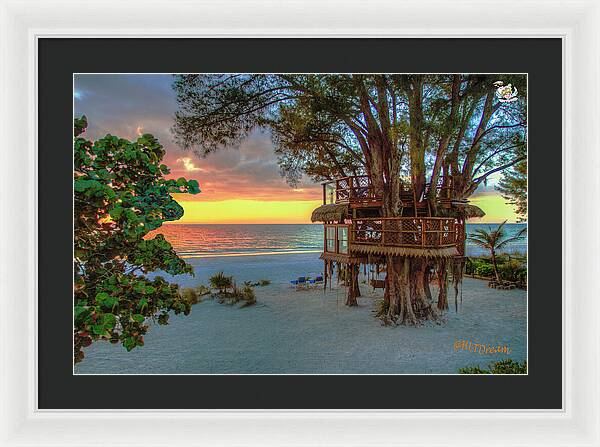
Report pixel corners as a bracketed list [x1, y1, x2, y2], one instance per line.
[74, 74, 519, 224]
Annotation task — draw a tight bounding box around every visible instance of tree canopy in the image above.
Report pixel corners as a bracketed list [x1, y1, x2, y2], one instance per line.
[172, 74, 527, 215]
[497, 158, 527, 222]
[74, 116, 200, 363]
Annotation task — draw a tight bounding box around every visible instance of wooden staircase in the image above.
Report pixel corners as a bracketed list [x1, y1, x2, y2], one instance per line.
[400, 189, 431, 217]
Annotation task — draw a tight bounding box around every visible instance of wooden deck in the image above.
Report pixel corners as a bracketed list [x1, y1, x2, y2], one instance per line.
[351, 217, 457, 249]
[324, 217, 459, 258]
[333, 175, 382, 206]
[322, 175, 456, 209]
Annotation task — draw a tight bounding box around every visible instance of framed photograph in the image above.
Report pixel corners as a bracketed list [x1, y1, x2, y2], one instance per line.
[1, 1, 599, 446]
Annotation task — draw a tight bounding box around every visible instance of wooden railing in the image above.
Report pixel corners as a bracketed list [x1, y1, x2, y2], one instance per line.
[335, 175, 382, 204]
[351, 217, 457, 249]
[325, 175, 456, 206]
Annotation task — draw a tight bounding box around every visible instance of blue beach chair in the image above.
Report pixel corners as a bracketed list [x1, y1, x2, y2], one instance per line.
[297, 277, 307, 289]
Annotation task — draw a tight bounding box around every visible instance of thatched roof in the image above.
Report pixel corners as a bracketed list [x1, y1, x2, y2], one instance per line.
[350, 244, 459, 258]
[311, 203, 350, 223]
[462, 204, 486, 219]
[319, 252, 367, 264]
[451, 202, 486, 219]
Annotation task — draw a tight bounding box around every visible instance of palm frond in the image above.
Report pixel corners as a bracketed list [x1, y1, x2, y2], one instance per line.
[496, 230, 527, 249]
[467, 236, 492, 248]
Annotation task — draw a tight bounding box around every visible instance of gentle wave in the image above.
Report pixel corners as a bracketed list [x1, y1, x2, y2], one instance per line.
[181, 249, 322, 259]
[148, 223, 527, 258]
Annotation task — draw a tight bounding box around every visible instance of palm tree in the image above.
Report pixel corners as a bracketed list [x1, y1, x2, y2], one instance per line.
[468, 221, 527, 282]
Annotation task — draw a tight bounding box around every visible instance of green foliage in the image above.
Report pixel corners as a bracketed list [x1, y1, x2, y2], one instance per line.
[468, 221, 527, 255]
[210, 276, 257, 307]
[172, 74, 527, 193]
[238, 285, 257, 308]
[466, 255, 527, 283]
[465, 257, 488, 275]
[73, 117, 200, 363]
[474, 264, 495, 278]
[209, 272, 233, 293]
[498, 157, 527, 223]
[459, 359, 527, 374]
[498, 259, 527, 283]
[180, 288, 201, 305]
[468, 222, 527, 281]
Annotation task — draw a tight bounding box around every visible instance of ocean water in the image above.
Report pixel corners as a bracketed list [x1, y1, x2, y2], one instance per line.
[152, 222, 527, 258]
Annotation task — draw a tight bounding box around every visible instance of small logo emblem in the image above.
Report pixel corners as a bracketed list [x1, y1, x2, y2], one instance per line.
[494, 81, 519, 103]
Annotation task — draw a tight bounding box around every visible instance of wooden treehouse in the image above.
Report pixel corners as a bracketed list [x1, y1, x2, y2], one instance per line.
[311, 175, 485, 294]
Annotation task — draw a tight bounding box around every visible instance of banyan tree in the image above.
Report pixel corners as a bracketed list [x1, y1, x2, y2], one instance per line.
[171, 74, 527, 324]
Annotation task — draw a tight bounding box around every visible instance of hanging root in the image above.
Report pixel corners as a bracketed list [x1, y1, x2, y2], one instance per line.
[450, 257, 465, 312]
[436, 258, 449, 311]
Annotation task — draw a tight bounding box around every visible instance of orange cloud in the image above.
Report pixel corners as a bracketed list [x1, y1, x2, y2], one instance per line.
[176, 157, 203, 172]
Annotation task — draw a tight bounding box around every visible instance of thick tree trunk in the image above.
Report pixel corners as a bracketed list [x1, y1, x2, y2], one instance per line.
[345, 264, 360, 306]
[491, 250, 501, 282]
[423, 264, 433, 303]
[353, 266, 361, 298]
[381, 256, 437, 325]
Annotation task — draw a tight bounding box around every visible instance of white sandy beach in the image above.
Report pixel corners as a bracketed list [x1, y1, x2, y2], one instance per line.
[75, 252, 527, 374]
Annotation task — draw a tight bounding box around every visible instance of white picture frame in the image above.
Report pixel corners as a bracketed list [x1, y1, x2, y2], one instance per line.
[1, 0, 598, 445]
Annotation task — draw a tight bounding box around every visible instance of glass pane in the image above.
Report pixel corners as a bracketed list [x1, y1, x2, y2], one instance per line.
[327, 239, 336, 252]
[327, 227, 336, 239]
[337, 227, 348, 254]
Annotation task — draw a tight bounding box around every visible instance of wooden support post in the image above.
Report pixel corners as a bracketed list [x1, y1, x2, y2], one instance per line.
[322, 183, 326, 205]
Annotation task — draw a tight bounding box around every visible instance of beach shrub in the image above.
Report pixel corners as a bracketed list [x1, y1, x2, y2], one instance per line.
[239, 285, 257, 307]
[73, 116, 200, 363]
[195, 284, 211, 296]
[214, 281, 257, 307]
[465, 257, 491, 275]
[498, 260, 526, 282]
[464, 258, 475, 275]
[459, 359, 527, 374]
[474, 264, 494, 278]
[209, 272, 233, 293]
[180, 287, 204, 305]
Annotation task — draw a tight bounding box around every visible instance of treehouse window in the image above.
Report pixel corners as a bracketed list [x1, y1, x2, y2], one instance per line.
[326, 227, 336, 252]
[337, 226, 348, 254]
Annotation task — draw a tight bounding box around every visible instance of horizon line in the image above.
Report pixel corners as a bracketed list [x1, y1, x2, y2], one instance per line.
[163, 221, 527, 225]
